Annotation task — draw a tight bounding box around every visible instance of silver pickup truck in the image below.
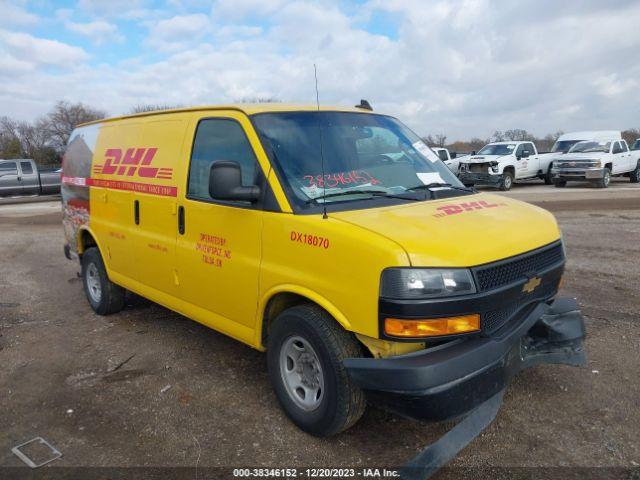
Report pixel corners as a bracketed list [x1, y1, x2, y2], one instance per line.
[0, 159, 61, 196]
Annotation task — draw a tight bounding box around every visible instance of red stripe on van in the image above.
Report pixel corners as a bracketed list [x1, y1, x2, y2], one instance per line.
[63, 176, 177, 197]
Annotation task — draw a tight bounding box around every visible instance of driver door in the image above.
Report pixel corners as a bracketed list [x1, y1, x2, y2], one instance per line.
[174, 112, 265, 341]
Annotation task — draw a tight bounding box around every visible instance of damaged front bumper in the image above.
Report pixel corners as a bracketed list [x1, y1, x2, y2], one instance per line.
[458, 171, 503, 186]
[344, 297, 586, 422]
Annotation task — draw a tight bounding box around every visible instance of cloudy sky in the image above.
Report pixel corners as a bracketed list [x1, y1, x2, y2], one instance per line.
[1, 0, 639, 140]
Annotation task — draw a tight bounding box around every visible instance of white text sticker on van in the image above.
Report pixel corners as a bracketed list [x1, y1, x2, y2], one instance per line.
[412, 141, 439, 163]
[417, 172, 446, 185]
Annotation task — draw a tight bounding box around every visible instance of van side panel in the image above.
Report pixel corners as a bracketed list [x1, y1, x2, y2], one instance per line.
[62, 124, 101, 256]
[258, 213, 410, 340]
[130, 115, 189, 296]
[89, 121, 141, 276]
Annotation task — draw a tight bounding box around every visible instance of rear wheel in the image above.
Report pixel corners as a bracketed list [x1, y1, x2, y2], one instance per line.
[593, 168, 611, 188]
[267, 304, 366, 437]
[544, 166, 553, 185]
[630, 162, 640, 183]
[499, 171, 514, 191]
[81, 247, 125, 315]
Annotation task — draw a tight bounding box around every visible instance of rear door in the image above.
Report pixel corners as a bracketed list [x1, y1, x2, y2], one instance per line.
[611, 141, 625, 174]
[619, 141, 633, 172]
[174, 111, 266, 343]
[18, 161, 39, 194]
[0, 161, 21, 195]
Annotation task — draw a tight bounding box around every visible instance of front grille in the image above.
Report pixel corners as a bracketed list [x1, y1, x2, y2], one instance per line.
[474, 242, 564, 292]
[483, 304, 521, 335]
[481, 279, 559, 335]
[469, 163, 489, 173]
[556, 160, 597, 169]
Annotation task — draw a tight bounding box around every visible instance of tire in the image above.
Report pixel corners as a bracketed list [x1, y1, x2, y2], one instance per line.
[267, 304, 366, 437]
[544, 166, 553, 185]
[81, 247, 125, 315]
[554, 179, 567, 188]
[499, 171, 514, 191]
[593, 168, 611, 188]
[630, 162, 640, 183]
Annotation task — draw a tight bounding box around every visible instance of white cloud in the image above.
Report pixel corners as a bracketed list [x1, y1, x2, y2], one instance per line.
[2, 0, 640, 138]
[0, 1, 38, 27]
[146, 13, 212, 52]
[0, 30, 88, 70]
[56, 10, 124, 45]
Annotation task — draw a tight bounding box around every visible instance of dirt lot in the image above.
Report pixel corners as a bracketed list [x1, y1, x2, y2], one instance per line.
[0, 183, 639, 479]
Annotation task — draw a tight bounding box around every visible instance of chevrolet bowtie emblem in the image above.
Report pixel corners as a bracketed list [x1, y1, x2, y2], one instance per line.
[522, 276, 542, 294]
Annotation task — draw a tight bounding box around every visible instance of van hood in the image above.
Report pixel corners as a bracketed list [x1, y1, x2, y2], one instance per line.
[331, 193, 561, 267]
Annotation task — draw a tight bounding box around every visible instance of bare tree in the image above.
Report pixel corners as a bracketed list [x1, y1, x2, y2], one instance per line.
[622, 128, 640, 147]
[41, 101, 106, 152]
[491, 130, 505, 142]
[234, 97, 282, 103]
[129, 104, 183, 114]
[434, 134, 447, 147]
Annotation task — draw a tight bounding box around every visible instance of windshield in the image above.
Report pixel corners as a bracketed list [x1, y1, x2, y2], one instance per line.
[252, 112, 465, 211]
[551, 140, 581, 153]
[477, 144, 516, 156]
[569, 141, 611, 153]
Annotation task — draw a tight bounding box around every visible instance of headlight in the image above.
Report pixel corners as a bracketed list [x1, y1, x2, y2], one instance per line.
[380, 268, 476, 299]
[591, 160, 602, 168]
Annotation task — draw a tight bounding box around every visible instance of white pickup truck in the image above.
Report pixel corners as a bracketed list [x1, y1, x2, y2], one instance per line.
[551, 138, 640, 188]
[432, 147, 461, 174]
[458, 141, 551, 191]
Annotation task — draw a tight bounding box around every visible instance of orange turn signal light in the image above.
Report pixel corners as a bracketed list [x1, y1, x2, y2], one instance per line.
[384, 314, 480, 338]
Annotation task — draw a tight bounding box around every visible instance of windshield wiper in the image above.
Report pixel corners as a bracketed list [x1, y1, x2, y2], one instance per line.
[306, 189, 422, 204]
[407, 183, 475, 194]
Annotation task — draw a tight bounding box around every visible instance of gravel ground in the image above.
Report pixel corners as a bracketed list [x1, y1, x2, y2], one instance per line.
[0, 191, 638, 479]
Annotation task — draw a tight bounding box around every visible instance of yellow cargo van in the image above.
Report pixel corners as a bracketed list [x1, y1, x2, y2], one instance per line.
[62, 104, 585, 438]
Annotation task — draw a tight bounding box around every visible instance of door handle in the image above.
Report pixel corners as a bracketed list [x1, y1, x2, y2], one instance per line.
[178, 206, 185, 235]
[134, 200, 140, 225]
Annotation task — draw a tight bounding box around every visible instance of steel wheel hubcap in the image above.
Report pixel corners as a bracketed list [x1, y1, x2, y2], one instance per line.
[279, 336, 324, 411]
[504, 175, 512, 188]
[604, 172, 610, 186]
[86, 263, 102, 303]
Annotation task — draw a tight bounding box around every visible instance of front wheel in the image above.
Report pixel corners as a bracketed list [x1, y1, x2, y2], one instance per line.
[499, 171, 514, 191]
[267, 305, 366, 437]
[593, 168, 611, 188]
[544, 166, 553, 185]
[81, 247, 125, 315]
[630, 162, 640, 183]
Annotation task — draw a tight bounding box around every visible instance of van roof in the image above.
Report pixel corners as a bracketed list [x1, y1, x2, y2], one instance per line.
[78, 103, 371, 127]
[557, 131, 621, 141]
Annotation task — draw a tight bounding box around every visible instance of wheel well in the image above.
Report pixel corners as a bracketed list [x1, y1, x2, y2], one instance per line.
[504, 166, 515, 175]
[261, 292, 309, 347]
[605, 163, 612, 170]
[78, 229, 97, 256]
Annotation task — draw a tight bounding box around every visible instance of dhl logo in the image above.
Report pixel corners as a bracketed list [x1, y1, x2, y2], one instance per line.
[433, 200, 505, 217]
[92, 148, 172, 180]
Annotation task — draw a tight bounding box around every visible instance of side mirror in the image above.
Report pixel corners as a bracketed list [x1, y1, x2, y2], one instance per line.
[209, 161, 260, 202]
[471, 150, 476, 156]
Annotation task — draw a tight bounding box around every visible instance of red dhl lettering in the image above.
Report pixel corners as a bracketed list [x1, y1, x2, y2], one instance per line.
[433, 200, 505, 217]
[92, 147, 173, 180]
